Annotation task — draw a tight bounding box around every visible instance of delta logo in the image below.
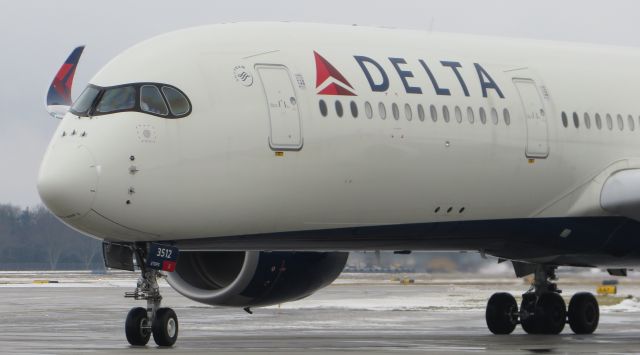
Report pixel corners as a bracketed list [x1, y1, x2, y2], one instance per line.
[47, 46, 85, 106]
[314, 51, 356, 96]
[313, 50, 505, 99]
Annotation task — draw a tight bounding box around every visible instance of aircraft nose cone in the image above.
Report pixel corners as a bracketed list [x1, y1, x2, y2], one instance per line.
[37, 144, 98, 219]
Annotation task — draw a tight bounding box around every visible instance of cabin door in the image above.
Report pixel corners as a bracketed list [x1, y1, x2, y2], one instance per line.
[513, 78, 549, 158]
[256, 65, 303, 150]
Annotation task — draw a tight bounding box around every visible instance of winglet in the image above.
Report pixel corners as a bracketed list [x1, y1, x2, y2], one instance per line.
[46, 46, 85, 119]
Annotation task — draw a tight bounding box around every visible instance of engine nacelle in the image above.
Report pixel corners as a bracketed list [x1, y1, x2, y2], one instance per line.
[166, 251, 348, 307]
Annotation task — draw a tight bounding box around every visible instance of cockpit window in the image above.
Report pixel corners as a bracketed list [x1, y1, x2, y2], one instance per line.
[162, 86, 190, 116]
[140, 85, 168, 116]
[96, 86, 136, 113]
[69, 82, 190, 118]
[71, 86, 100, 114]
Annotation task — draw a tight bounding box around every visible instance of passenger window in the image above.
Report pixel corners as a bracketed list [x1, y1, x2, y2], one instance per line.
[417, 104, 425, 122]
[467, 107, 475, 124]
[628, 115, 635, 131]
[335, 101, 343, 117]
[379, 102, 387, 120]
[430, 105, 438, 122]
[584, 113, 591, 129]
[606, 114, 613, 130]
[365, 102, 373, 119]
[617, 114, 624, 130]
[140, 85, 168, 116]
[595, 113, 602, 130]
[561, 112, 568, 128]
[161, 86, 190, 116]
[392, 103, 400, 120]
[491, 108, 499, 125]
[350, 101, 358, 118]
[479, 107, 487, 124]
[454, 106, 463, 123]
[96, 86, 136, 113]
[573, 112, 579, 128]
[405, 104, 413, 121]
[319, 100, 328, 117]
[503, 108, 511, 126]
[443, 106, 450, 123]
[71, 86, 100, 115]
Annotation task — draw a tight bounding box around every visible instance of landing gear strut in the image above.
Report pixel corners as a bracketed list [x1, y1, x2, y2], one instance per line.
[124, 246, 179, 346]
[485, 265, 599, 335]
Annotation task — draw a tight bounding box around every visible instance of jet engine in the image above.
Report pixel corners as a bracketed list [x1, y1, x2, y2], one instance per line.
[166, 251, 348, 307]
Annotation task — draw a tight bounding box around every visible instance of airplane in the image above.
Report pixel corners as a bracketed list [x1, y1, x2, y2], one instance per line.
[38, 22, 640, 346]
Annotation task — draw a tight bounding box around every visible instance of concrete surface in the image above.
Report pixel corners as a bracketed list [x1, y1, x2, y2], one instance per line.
[1, 272, 639, 354]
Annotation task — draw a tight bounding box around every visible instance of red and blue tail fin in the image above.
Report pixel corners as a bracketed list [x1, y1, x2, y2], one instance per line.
[46, 46, 85, 119]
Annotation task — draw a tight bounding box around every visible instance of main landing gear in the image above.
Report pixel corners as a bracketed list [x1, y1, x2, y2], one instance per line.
[485, 265, 599, 335]
[124, 247, 179, 347]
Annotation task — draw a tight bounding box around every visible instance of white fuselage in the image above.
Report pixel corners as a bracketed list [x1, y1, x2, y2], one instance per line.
[38, 23, 640, 250]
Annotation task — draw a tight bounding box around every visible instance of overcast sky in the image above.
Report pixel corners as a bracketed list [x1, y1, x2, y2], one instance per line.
[2, 0, 640, 207]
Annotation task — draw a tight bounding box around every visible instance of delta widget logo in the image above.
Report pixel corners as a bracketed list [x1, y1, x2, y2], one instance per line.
[312, 50, 505, 100]
[314, 51, 356, 96]
[47, 46, 85, 106]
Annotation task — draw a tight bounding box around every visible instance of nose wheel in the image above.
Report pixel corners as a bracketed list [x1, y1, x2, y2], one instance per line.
[124, 245, 179, 347]
[486, 265, 599, 335]
[125, 307, 151, 345]
[152, 308, 179, 346]
[125, 305, 179, 347]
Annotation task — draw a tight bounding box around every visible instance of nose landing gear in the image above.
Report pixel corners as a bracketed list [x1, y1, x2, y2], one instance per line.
[486, 265, 599, 335]
[124, 247, 179, 347]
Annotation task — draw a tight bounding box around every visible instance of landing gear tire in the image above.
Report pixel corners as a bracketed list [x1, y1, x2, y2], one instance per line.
[152, 308, 179, 347]
[125, 307, 151, 346]
[520, 294, 539, 334]
[520, 292, 566, 335]
[486, 292, 518, 334]
[536, 292, 566, 335]
[568, 292, 599, 334]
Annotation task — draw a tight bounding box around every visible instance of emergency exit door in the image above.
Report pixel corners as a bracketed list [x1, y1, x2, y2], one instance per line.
[513, 79, 549, 158]
[256, 65, 303, 150]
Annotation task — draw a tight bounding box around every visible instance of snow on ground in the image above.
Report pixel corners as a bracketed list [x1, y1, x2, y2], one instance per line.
[0, 270, 139, 288]
[605, 297, 640, 312]
[2, 271, 640, 314]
